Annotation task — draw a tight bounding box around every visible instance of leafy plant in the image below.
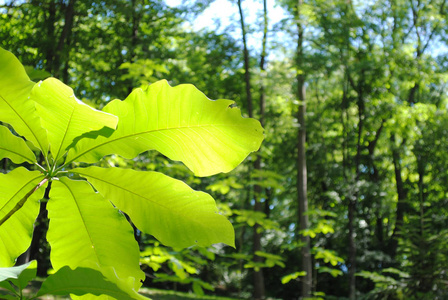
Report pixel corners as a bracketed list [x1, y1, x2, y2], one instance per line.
[356, 268, 409, 299]
[0, 47, 263, 298]
[0, 260, 37, 299]
[140, 240, 216, 296]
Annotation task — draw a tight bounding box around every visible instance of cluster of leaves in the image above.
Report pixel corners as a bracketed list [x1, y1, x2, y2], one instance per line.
[0, 261, 148, 299]
[140, 241, 215, 296]
[0, 47, 263, 298]
[356, 268, 409, 299]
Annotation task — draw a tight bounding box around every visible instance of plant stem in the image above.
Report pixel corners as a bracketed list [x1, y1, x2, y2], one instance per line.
[35, 162, 46, 173]
[0, 177, 49, 226]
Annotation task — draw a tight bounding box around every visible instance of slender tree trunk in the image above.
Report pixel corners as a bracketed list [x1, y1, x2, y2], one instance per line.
[417, 156, 425, 236]
[237, 0, 253, 118]
[389, 134, 407, 257]
[127, 0, 141, 95]
[297, 81, 311, 298]
[54, 0, 76, 78]
[237, 1, 265, 298]
[296, 0, 312, 298]
[348, 76, 364, 300]
[1, 158, 7, 173]
[368, 122, 385, 247]
[254, 0, 269, 297]
[259, 0, 267, 127]
[29, 182, 51, 276]
[45, 0, 56, 74]
[348, 198, 356, 300]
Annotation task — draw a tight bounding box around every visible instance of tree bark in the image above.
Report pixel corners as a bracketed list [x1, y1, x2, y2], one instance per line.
[389, 134, 407, 257]
[45, 0, 56, 73]
[348, 197, 356, 300]
[296, 0, 312, 298]
[128, 0, 141, 94]
[348, 70, 365, 300]
[53, 0, 76, 78]
[237, 0, 253, 118]
[237, 1, 265, 298]
[29, 182, 52, 276]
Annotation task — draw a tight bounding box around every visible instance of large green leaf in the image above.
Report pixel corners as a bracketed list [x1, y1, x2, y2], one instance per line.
[37, 266, 147, 300]
[66, 80, 264, 176]
[0, 168, 46, 267]
[0, 260, 37, 291]
[0, 47, 48, 153]
[72, 166, 235, 248]
[47, 178, 144, 290]
[31, 78, 118, 163]
[0, 125, 36, 164]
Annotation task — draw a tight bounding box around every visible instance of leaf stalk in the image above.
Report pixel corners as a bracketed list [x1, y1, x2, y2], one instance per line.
[0, 177, 49, 227]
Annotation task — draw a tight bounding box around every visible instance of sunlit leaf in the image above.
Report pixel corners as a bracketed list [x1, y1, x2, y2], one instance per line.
[71, 166, 235, 248]
[0, 125, 36, 164]
[31, 78, 118, 162]
[47, 178, 144, 290]
[0, 260, 36, 286]
[0, 47, 48, 153]
[37, 266, 147, 300]
[0, 168, 45, 267]
[281, 271, 306, 284]
[66, 80, 264, 176]
[317, 266, 342, 278]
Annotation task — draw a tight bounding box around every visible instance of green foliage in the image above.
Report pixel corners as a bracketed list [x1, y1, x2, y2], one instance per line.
[0, 47, 263, 298]
[244, 251, 285, 271]
[140, 241, 216, 296]
[356, 268, 409, 299]
[71, 167, 235, 248]
[0, 260, 36, 298]
[37, 266, 147, 299]
[312, 248, 344, 267]
[0, 125, 36, 164]
[120, 59, 169, 87]
[281, 271, 306, 284]
[0, 168, 45, 267]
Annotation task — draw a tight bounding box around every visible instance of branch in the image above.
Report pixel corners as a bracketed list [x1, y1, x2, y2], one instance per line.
[0, 177, 49, 227]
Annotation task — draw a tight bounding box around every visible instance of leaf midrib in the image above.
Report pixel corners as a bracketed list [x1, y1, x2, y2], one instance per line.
[72, 169, 213, 225]
[0, 145, 34, 163]
[65, 122, 249, 166]
[0, 174, 44, 218]
[0, 92, 46, 153]
[54, 101, 77, 162]
[59, 180, 102, 266]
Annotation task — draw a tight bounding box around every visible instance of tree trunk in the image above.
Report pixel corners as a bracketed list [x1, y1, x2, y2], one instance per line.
[237, 0, 265, 298]
[45, 0, 56, 74]
[29, 182, 52, 276]
[349, 78, 365, 300]
[54, 0, 76, 78]
[348, 198, 357, 300]
[389, 134, 407, 257]
[1, 157, 7, 173]
[237, 0, 253, 118]
[296, 0, 312, 298]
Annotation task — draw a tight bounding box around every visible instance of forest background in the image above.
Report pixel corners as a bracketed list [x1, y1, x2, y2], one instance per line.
[0, 0, 447, 299]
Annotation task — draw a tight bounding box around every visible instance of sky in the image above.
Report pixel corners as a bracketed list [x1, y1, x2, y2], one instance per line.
[165, 0, 290, 51]
[165, 0, 288, 31]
